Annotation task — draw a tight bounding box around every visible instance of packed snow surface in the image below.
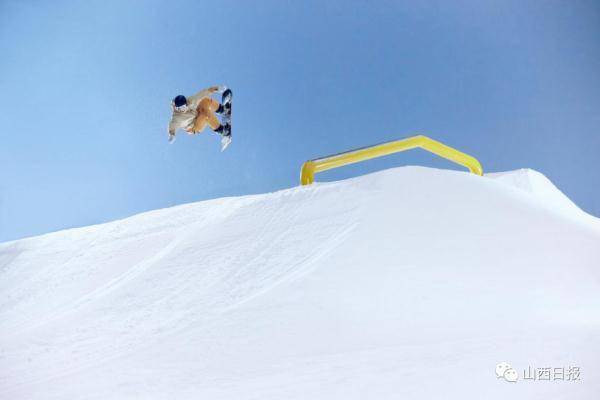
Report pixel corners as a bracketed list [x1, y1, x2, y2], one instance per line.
[1, 166, 599, 399]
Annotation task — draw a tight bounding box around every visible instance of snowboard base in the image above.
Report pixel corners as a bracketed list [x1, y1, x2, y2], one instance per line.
[220, 88, 232, 151]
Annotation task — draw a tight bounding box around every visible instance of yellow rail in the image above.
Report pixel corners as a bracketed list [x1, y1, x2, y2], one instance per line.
[300, 135, 483, 185]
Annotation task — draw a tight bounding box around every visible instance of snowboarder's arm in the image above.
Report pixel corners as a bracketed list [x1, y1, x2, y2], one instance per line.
[187, 86, 227, 108]
[168, 116, 178, 138]
[198, 86, 220, 96]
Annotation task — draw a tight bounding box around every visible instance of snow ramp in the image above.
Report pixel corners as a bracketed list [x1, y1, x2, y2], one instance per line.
[1, 166, 599, 399]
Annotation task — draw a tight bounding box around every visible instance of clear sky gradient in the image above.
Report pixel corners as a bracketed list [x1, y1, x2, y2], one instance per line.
[1, 0, 599, 242]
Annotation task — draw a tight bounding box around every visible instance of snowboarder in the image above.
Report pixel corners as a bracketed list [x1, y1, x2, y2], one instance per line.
[168, 85, 232, 151]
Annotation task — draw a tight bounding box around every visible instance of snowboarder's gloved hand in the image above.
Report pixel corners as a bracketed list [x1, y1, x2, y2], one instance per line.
[168, 131, 176, 143]
[216, 85, 228, 94]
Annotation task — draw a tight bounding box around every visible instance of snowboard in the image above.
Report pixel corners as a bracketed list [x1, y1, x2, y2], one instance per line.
[220, 88, 232, 151]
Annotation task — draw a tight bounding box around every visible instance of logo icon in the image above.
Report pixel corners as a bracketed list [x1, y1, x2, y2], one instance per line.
[496, 362, 519, 382]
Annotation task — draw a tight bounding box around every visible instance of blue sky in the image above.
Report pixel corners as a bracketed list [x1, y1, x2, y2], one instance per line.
[1, 0, 599, 242]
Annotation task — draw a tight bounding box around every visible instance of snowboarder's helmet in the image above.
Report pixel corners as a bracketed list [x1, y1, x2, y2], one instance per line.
[173, 95, 188, 111]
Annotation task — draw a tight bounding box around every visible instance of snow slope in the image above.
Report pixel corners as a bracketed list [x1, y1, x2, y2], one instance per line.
[1, 166, 599, 399]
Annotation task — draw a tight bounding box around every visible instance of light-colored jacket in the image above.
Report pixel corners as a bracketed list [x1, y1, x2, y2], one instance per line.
[168, 87, 218, 135]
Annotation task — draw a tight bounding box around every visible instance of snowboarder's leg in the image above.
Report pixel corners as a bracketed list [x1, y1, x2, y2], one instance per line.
[191, 115, 208, 133]
[193, 98, 221, 133]
[201, 97, 221, 112]
[206, 112, 221, 130]
[201, 97, 221, 129]
[191, 114, 208, 133]
[192, 95, 231, 150]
